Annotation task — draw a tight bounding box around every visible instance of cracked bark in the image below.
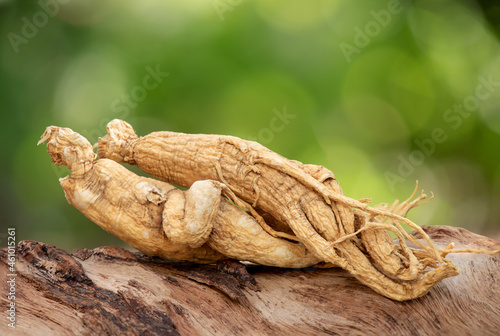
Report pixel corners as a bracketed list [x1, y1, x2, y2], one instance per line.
[0, 225, 499, 336]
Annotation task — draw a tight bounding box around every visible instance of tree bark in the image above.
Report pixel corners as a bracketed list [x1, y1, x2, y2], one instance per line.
[1, 225, 499, 336]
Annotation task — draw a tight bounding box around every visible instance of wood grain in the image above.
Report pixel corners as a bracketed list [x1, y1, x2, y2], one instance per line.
[1, 225, 499, 336]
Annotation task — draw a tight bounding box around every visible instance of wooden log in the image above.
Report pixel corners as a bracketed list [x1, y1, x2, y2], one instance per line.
[1, 225, 499, 335]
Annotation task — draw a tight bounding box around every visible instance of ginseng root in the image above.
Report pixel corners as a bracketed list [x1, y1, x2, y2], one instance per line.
[38, 126, 320, 268]
[97, 119, 460, 301]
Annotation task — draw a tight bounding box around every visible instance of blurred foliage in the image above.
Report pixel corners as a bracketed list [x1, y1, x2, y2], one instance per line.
[0, 0, 499, 251]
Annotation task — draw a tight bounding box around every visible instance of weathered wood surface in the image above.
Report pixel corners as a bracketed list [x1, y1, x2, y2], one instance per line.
[0, 225, 499, 336]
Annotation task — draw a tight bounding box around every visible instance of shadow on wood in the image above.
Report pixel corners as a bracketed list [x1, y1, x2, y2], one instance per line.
[1, 225, 499, 335]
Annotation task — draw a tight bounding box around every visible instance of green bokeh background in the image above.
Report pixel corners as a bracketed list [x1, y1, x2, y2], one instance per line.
[1, 0, 499, 251]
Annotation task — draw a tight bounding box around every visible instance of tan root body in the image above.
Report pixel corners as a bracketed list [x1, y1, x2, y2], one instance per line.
[93, 119, 461, 301]
[39, 120, 499, 301]
[39, 126, 320, 268]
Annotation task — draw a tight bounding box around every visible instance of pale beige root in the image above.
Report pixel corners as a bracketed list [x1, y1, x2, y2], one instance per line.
[363, 184, 432, 279]
[300, 164, 421, 281]
[209, 198, 320, 268]
[39, 126, 223, 263]
[96, 119, 138, 164]
[59, 163, 227, 263]
[161, 177, 319, 267]
[251, 150, 444, 263]
[163, 181, 221, 248]
[215, 187, 458, 300]
[40, 126, 320, 268]
[256, 209, 295, 236]
[38, 126, 95, 176]
[97, 119, 459, 301]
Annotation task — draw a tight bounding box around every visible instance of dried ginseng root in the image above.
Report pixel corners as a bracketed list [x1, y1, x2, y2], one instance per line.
[97, 119, 460, 301]
[38, 126, 321, 268]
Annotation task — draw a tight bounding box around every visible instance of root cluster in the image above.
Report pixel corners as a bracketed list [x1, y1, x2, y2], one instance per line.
[38, 119, 498, 301]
